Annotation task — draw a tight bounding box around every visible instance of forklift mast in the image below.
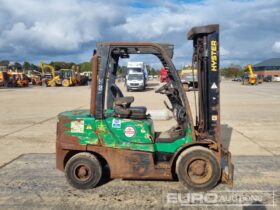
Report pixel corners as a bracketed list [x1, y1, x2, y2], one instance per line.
[188, 25, 220, 142]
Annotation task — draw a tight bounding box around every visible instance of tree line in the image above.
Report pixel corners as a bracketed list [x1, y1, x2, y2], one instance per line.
[220, 64, 244, 78]
[0, 60, 245, 78]
[0, 60, 160, 75]
[0, 60, 92, 72]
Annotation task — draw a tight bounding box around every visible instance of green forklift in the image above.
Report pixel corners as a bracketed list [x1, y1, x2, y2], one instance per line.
[56, 24, 233, 191]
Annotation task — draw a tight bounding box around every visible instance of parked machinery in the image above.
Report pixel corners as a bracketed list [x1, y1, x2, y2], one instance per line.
[80, 71, 92, 81]
[59, 66, 88, 87]
[6, 72, 29, 87]
[26, 70, 42, 85]
[40, 62, 61, 87]
[15, 72, 29, 87]
[242, 64, 260, 85]
[73, 65, 89, 86]
[0, 66, 9, 87]
[59, 68, 77, 87]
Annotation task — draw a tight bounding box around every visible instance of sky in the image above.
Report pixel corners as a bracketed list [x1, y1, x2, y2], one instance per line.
[0, 0, 279, 68]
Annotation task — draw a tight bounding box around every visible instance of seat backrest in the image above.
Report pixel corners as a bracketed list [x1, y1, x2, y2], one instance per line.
[110, 84, 124, 99]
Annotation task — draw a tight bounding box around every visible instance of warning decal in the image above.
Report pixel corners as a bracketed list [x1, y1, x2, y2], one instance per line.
[211, 82, 218, 89]
[71, 120, 84, 133]
[124, 126, 136, 138]
[112, 118, 122, 128]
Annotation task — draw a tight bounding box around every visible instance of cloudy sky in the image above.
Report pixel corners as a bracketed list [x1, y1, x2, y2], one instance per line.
[0, 0, 279, 67]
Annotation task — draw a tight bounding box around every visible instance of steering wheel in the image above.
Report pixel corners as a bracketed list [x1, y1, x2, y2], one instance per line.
[155, 82, 171, 94]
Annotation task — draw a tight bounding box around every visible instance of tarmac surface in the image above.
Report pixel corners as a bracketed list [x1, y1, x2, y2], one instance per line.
[0, 80, 280, 209]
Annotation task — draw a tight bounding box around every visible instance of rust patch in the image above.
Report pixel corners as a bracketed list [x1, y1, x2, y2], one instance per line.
[86, 145, 173, 180]
[56, 116, 86, 171]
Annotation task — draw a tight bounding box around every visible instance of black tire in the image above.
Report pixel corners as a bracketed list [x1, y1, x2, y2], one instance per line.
[176, 146, 221, 192]
[65, 152, 102, 189]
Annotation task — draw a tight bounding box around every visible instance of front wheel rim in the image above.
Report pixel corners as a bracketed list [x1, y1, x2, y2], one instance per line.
[74, 165, 91, 181]
[186, 158, 213, 185]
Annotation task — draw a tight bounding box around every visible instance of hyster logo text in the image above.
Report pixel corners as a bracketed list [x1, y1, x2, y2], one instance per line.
[211, 40, 217, 71]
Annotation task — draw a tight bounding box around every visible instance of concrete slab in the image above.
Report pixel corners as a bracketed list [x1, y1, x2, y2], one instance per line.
[0, 154, 279, 209]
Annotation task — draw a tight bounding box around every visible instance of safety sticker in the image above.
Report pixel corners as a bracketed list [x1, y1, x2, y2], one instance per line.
[71, 120, 84, 133]
[211, 82, 218, 89]
[124, 126, 136, 138]
[112, 118, 122, 128]
[212, 115, 218, 121]
[86, 124, 92, 130]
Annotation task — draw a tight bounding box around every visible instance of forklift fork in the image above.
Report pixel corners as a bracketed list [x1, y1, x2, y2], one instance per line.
[221, 147, 233, 188]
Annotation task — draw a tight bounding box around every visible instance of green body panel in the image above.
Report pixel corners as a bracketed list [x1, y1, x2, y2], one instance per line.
[60, 109, 193, 154]
[154, 127, 192, 153]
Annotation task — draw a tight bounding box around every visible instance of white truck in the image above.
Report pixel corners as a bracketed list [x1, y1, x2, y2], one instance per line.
[126, 61, 148, 91]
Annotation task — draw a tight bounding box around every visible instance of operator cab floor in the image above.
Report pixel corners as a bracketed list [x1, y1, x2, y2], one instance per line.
[155, 126, 184, 143]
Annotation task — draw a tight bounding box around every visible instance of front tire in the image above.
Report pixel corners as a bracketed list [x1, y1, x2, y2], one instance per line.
[176, 146, 221, 192]
[65, 152, 102, 189]
[62, 79, 70, 87]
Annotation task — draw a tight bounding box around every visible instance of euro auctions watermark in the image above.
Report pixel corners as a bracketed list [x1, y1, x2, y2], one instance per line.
[165, 190, 277, 207]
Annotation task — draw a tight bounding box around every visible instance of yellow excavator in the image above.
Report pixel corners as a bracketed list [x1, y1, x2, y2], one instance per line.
[40, 62, 61, 87]
[59, 67, 77, 87]
[242, 64, 260, 85]
[59, 65, 89, 87]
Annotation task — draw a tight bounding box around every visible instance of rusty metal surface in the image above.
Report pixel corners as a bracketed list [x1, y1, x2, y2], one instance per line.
[56, 115, 173, 179]
[221, 147, 233, 188]
[187, 25, 231, 188]
[188, 159, 213, 185]
[56, 117, 86, 151]
[87, 145, 173, 180]
[90, 54, 98, 116]
[187, 24, 219, 40]
[56, 116, 87, 171]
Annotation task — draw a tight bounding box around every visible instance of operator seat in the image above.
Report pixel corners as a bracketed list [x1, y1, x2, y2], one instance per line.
[110, 84, 147, 119]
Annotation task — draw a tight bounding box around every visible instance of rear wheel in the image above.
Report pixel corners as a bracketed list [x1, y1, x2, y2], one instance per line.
[65, 152, 102, 189]
[176, 146, 221, 192]
[62, 79, 70, 87]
